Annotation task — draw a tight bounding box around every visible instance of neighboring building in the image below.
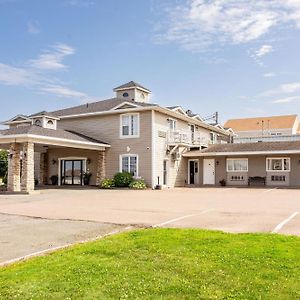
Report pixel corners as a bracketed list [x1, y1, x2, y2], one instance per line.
[0, 81, 232, 193]
[224, 115, 300, 143]
[183, 141, 300, 187]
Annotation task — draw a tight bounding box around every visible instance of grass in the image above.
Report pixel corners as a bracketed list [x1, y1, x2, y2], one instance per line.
[1, 229, 300, 299]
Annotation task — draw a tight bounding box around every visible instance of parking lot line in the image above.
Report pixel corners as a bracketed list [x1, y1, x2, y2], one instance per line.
[153, 209, 214, 228]
[263, 188, 278, 193]
[272, 212, 299, 233]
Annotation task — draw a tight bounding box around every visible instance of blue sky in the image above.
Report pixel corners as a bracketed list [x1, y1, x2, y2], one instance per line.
[1, 0, 300, 125]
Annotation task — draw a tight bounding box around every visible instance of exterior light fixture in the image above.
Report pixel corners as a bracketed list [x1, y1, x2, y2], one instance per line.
[52, 159, 57, 165]
[87, 158, 91, 165]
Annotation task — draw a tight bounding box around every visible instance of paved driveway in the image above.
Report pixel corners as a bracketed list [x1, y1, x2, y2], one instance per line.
[1, 187, 300, 263]
[0, 187, 299, 235]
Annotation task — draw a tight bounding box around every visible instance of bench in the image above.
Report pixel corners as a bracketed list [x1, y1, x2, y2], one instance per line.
[248, 176, 266, 186]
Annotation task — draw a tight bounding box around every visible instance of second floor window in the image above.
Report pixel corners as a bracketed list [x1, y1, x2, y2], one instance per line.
[121, 114, 139, 137]
[168, 119, 176, 131]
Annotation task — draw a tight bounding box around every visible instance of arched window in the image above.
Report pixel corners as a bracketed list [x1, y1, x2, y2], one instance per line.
[47, 120, 54, 125]
[35, 119, 42, 127]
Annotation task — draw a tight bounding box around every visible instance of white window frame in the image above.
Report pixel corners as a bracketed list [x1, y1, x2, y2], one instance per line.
[226, 158, 248, 172]
[168, 118, 177, 131]
[120, 113, 140, 138]
[119, 154, 139, 177]
[266, 157, 291, 172]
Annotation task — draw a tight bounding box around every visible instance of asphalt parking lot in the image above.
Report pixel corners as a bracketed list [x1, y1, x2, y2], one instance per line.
[0, 187, 299, 263]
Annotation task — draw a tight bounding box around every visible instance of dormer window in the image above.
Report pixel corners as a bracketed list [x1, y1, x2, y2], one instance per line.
[35, 120, 42, 127]
[123, 92, 129, 98]
[47, 120, 54, 125]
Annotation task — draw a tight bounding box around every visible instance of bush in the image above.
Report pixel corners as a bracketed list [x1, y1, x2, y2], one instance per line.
[100, 178, 115, 189]
[129, 179, 147, 190]
[113, 172, 133, 187]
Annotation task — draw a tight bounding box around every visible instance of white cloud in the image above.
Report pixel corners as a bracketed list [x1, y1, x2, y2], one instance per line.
[40, 85, 89, 99]
[28, 43, 75, 70]
[0, 63, 37, 86]
[255, 45, 273, 57]
[263, 72, 276, 78]
[272, 96, 300, 103]
[156, 0, 300, 52]
[0, 43, 91, 101]
[263, 82, 300, 96]
[27, 20, 40, 35]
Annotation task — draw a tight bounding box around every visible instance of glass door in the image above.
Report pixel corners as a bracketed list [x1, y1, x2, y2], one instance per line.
[61, 160, 83, 185]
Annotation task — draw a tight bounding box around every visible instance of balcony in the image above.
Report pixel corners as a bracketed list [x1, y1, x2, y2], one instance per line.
[233, 134, 300, 144]
[166, 130, 212, 147]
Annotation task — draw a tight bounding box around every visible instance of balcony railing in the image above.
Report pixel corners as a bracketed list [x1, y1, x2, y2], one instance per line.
[233, 134, 300, 143]
[166, 130, 213, 147]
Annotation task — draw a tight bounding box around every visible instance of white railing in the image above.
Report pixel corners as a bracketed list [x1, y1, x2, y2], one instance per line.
[233, 134, 300, 143]
[167, 130, 212, 146]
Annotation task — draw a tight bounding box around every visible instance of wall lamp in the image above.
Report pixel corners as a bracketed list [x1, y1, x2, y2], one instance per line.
[52, 159, 57, 165]
[87, 158, 91, 165]
[216, 161, 220, 166]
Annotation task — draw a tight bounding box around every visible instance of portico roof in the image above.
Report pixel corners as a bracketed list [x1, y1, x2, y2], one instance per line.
[0, 125, 110, 151]
[183, 141, 300, 157]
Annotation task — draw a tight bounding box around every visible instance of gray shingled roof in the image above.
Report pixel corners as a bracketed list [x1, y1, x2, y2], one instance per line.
[185, 141, 300, 156]
[52, 97, 156, 117]
[114, 81, 151, 92]
[0, 125, 109, 145]
[29, 111, 58, 118]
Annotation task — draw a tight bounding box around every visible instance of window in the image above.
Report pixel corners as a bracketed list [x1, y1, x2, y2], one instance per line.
[34, 119, 42, 127]
[120, 155, 138, 177]
[266, 158, 290, 171]
[123, 92, 129, 97]
[210, 132, 217, 144]
[227, 159, 248, 172]
[120, 114, 139, 138]
[168, 119, 176, 131]
[47, 120, 54, 125]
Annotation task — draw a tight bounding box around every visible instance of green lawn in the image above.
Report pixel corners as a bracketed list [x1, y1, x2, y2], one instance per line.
[1, 229, 300, 299]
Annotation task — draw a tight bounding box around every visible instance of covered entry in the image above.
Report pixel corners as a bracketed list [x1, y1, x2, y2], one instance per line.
[0, 125, 110, 193]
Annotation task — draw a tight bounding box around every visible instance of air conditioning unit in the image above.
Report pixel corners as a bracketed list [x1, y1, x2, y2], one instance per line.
[171, 151, 181, 161]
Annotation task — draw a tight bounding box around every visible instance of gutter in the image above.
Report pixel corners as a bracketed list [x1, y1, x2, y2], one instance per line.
[183, 150, 300, 157]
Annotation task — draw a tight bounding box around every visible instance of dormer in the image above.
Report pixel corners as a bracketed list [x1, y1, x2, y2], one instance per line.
[29, 111, 60, 130]
[2, 115, 32, 128]
[113, 81, 151, 103]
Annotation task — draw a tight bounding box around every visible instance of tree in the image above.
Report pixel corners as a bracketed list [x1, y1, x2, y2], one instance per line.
[0, 149, 8, 179]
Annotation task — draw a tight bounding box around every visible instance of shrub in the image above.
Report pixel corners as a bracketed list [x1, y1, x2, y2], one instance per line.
[129, 179, 147, 190]
[113, 172, 133, 187]
[100, 178, 115, 189]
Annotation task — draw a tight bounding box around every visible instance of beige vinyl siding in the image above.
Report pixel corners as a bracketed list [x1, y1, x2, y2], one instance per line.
[154, 111, 190, 187]
[290, 155, 300, 186]
[57, 111, 152, 186]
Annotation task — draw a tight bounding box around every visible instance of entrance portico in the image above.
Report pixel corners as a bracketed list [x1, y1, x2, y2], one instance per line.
[0, 126, 110, 193]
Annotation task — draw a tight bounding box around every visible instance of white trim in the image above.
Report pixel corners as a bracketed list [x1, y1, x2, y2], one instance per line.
[58, 157, 87, 186]
[188, 159, 199, 184]
[119, 113, 140, 139]
[169, 106, 187, 116]
[110, 101, 140, 111]
[192, 115, 203, 122]
[151, 110, 156, 188]
[2, 114, 32, 125]
[226, 158, 248, 172]
[0, 134, 110, 150]
[114, 86, 151, 94]
[183, 149, 300, 157]
[266, 157, 291, 172]
[119, 154, 139, 177]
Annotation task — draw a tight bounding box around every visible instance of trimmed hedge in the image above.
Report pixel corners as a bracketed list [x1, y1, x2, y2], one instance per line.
[100, 178, 115, 189]
[129, 180, 147, 190]
[113, 172, 133, 187]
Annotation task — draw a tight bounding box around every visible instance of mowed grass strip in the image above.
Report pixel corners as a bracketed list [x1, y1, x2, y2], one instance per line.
[1, 229, 300, 299]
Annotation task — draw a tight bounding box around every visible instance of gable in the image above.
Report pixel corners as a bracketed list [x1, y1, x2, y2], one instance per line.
[110, 101, 140, 111]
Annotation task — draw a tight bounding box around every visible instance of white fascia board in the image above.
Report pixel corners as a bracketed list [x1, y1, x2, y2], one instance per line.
[110, 101, 140, 110]
[114, 86, 151, 93]
[0, 134, 110, 150]
[183, 150, 300, 157]
[29, 115, 60, 120]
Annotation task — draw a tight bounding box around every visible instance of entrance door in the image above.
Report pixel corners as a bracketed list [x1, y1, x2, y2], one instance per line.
[61, 160, 83, 185]
[203, 159, 215, 185]
[189, 160, 199, 184]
